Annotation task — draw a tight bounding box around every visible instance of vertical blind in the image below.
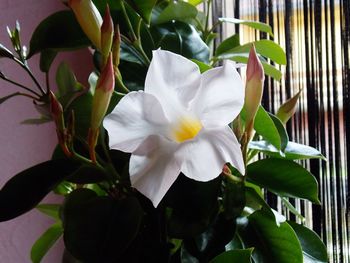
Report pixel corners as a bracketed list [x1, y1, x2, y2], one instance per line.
[211, 0, 350, 262]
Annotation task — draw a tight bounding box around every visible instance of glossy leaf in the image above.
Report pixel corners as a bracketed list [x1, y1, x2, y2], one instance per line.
[240, 209, 303, 263]
[63, 189, 143, 262]
[66, 164, 107, 184]
[125, 0, 157, 24]
[215, 34, 240, 56]
[210, 248, 253, 263]
[219, 17, 273, 36]
[248, 140, 326, 160]
[247, 158, 320, 204]
[268, 112, 289, 151]
[28, 11, 90, 58]
[185, 0, 203, 5]
[217, 40, 286, 65]
[36, 204, 61, 220]
[254, 106, 283, 150]
[219, 54, 282, 80]
[0, 159, 79, 221]
[151, 21, 210, 63]
[288, 221, 328, 263]
[31, 222, 63, 263]
[153, 1, 198, 25]
[39, 49, 57, 72]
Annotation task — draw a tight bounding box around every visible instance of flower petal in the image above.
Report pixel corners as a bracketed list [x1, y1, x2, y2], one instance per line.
[192, 61, 244, 127]
[103, 91, 169, 153]
[130, 136, 182, 207]
[145, 50, 201, 120]
[179, 126, 245, 181]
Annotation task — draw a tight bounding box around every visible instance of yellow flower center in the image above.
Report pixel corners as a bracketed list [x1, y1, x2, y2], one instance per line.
[173, 117, 203, 143]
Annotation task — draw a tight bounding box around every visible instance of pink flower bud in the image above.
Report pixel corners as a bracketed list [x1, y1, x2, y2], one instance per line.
[68, 0, 102, 50]
[244, 45, 264, 134]
[276, 89, 302, 124]
[90, 54, 115, 131]
[101, 5, 114, 65]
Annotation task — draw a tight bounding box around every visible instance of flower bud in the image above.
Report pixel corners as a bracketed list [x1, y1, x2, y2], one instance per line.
[101, 5, 114, 66]
[49, 91, 72, 157]
[89, 54, 115, 162]
[276, 89, 302, 124]
[68, 0, 102, 50]
[244, 45, 264, 126]
[112, 25, 121, 68]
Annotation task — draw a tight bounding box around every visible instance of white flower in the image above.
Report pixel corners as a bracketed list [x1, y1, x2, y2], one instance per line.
[103, 50, 245, 207]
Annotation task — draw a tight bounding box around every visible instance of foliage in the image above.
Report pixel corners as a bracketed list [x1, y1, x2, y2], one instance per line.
[0, 0, 327, 263]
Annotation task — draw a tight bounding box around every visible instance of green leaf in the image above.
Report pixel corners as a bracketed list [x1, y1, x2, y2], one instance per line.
[219, 18, 274, 36]
[248, 141, 326, 160]
[39, 49, 57, 73]
[215, 34, 240, 56]
[31, 222, 63, 263]
[63, 189, 143, 262]
[247, 158, 320, 204]
[268, 112, 289, 151]
[217, 40, 286, 65]
[219, 54, 282, 80]
[151, 21, 210, 63]
[254, 106, 282, 150]
[66, 164, 107, 184]
[191, 59, 212, 73]
[36, 204, 61, 220]
[240, 209, 303, 263]
[210, 248, 253, 263]
[153, 1, 198, 25]
[288, 221, 328, 263]
[56, 62, 78, 97]
[28, 11, 90, 58]
[0, 159, 79, 221]
[126, 0, 157, 24]
[185, 0, 203, 6]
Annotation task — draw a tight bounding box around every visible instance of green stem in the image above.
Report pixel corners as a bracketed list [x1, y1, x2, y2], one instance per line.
[120, 1, 137, 42]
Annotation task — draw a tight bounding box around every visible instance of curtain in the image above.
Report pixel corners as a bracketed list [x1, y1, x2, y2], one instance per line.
[212, 0, 350, 262]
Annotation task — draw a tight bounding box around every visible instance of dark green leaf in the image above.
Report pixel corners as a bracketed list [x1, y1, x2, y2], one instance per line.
[151, 21, 210, 63]
[0, 159, 79, 221]
[215, 34, 240, 56]
[254, 106, 282, 150]
[240, 209, 303, 263]
[39, 49, 57, 72]
[210, 248, 253, 263]
[219, 18, 274, 36]
[66, 164, 107, 184]
[36, 203, 61, 220]
[247, 158, 320, 204]
[63, 189, 143, 262]
[268, 112, 289, 151]
[56, 62, 78, 97]
[288, 221, 328, 263]
[248, 141, 326, 160]
[153, 1, 198, 25]
[31, 222, 63, 263]
[28, 11, 90, 58]
[126, 0, 157, 24]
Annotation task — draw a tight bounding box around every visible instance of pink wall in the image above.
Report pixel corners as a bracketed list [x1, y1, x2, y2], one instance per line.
[0, 1, 92, 262]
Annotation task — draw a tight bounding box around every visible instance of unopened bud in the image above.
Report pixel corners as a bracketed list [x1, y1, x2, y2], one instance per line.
[101, 5, 114, 66]
[112, 25, 121, 68]
[244, 45, 264, 140]
[68, 0, 102, 50]
[276, 89, 302, 124]
[89, 54, 115, 162]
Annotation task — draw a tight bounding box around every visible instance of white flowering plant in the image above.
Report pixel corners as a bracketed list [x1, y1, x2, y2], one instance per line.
[0, 1, 328, 263]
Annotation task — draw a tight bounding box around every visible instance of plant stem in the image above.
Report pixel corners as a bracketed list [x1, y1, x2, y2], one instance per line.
[120, 1, 137, 42]
[0, 75, 41, 98]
